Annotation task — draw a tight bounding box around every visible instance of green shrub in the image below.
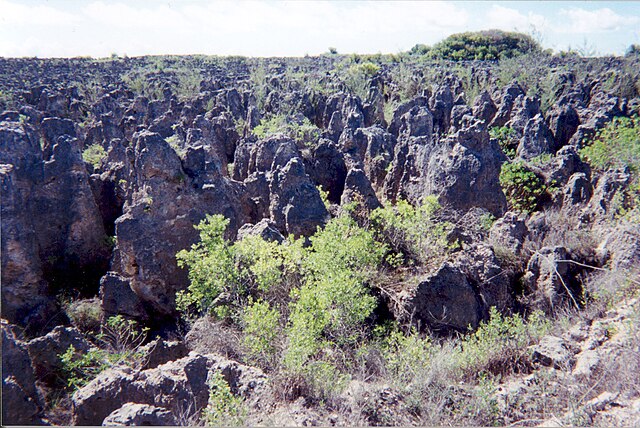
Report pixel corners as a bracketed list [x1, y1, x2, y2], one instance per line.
[242, 299, 281, 368]
[489, 126, 518, 159]
[499, 161, 547, 213]
[59, 346, 111, 390]
[580, 116, 639, 174]
[343, 62, 380, 101]
[428, 30, 542, 61]
[370, 196, 455, 266]
[82, 144, 107, 169]
[176, 215, 241, 319]
[455, 307, 551, 379]
[285, 215, 385, 371]
[381, 327, 434, 387]
[580, 116, 640, 217]
[202, 372, 246, 426]
[98, 314, 149, 354]
[252, 114, 320, 147]
[59, 315, 148, 390]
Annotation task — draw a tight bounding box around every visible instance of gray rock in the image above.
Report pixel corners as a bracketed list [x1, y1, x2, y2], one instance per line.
[472, 90, 497, 125]
[73, 352, 269, 426]
[2, 321, 43, 425]
[517, 114, 557, 160]
[102, 403, 176, 426]
[596, 224, 640, 270]
[489, 211, 529, 255]
[397, 263, 480, 332]
[522, 246, 581, 313]
[563, 172, 593, 207]
[269, 157, 329, 237]
[237, 219, 286, 243]
[114, 131, 248, 318]
[531, 336, 574, 369]
[340, 168, 382, 212]
[547, 104, 580, 148]
[27, 326, 90, 386]
[304, 139, 347, 203]
[140, 339, 189, 370]
[100, 272, 149, 320]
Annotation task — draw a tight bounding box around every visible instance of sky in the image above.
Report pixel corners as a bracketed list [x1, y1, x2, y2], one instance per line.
[0, 1, 638, 58]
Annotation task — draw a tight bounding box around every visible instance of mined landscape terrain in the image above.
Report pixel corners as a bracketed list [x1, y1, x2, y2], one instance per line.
[2, 32, 640, 426]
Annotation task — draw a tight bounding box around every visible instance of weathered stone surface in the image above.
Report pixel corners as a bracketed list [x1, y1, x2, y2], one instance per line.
[489, 211, 529, 255]
[102, 402, 176, 426]
[2, 320, 43, 425]
[531, 336, 575, 368]
[72, 352, 270, 426]
[99, 272, 149, 320]
[27, 326, 90, 385]
[139, 338, 189, 370]
[304, 138, 347, 203]
[517, 114, 557, 159]
[269, 157, 329, 237]
[113, 131, 248, 318]
[340, 168, 382, 212]
[237, 218, 286, 243]
[522, 246, 582, 313]
[396, 263, 481, 332]
[472, 90, 497, 125]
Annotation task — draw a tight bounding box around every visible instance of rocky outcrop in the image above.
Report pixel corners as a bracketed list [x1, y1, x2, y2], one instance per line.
[2, 320, 43, 425]
[394, 263, 481, 332]
[102, 402, 177, 426]
[27, 326, 91, 386]
[72, 352, 270, 426]
[522, 246, 582, 313]
[112, 131, 248, 318]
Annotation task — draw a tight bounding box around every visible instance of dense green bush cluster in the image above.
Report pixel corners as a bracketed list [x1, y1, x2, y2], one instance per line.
[499, 161, 548, 213]
[82, 144, 107, 169]
[490, 126, 518, 159]
[428, 30, 542, 61]
[370, 196, 455, 266]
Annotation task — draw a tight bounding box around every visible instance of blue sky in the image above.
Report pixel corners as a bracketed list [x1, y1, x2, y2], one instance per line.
[0, 1, 638, 58]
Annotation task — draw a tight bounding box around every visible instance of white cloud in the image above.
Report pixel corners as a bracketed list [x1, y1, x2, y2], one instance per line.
[485, 5, 548, 32]
[559, 7, 639, 33]
[0, 1, 636, 57]
[0, 0, 78, 26]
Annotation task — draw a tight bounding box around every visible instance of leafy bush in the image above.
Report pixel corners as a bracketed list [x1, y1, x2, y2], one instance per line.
[370, 196, 455, 266]
[489, 126, 518, 159]
[429, 30, 542, 61]
[381, 327, 435, 387]
[499, 161, 547, 213]
[242, 299, 281, 368]
[580, 116, 639, 173]
[202, 372, 246, 426]
[82, 144, 107, 169]
[455, 307, 551, 379]
[343, 62, 380, 101]
[59, 346, 112, 390]
[285, 215, 385, 371]
[177, 215, 305, 319]
[176, 215, 239, 318]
